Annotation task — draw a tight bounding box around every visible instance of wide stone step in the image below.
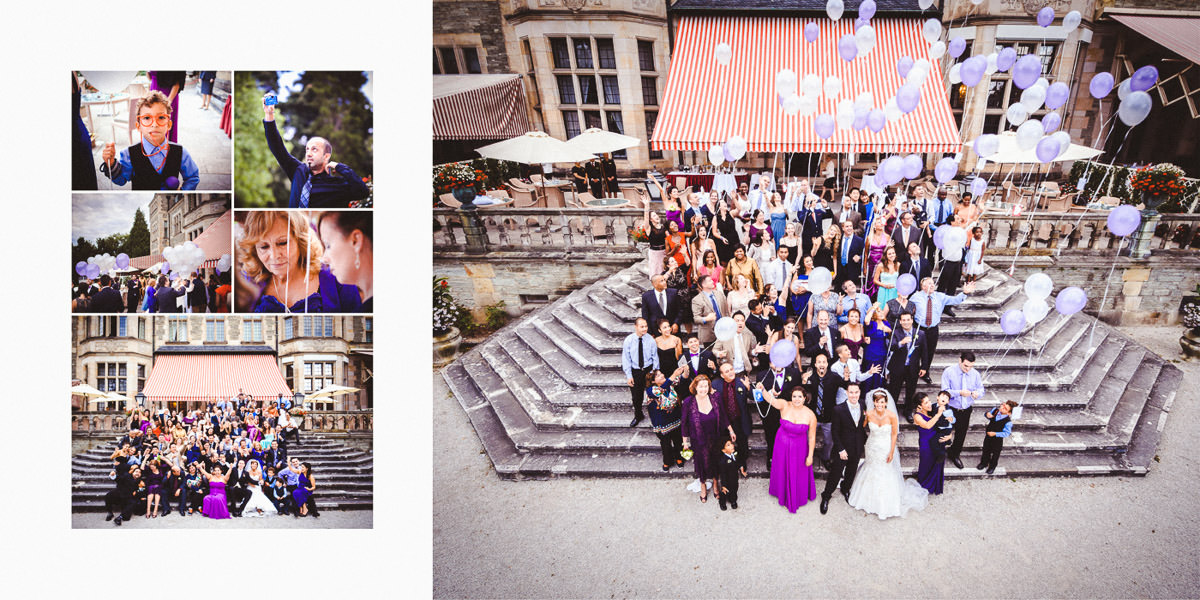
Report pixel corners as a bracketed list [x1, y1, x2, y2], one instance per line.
[72, 494, 374, 512]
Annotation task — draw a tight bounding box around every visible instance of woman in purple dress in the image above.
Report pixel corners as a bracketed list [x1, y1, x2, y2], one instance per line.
[197, 463, 232, 519]
[863, 217, 890, 298]
[681, 375, 736, 504]
[757, 385, 818, 513]
[149, 71, 187, 143]
[912, 393, 951, 495]
[860, 303, 892, 392]
[293, 462, 318, 517]
[142, 461, 164, 518]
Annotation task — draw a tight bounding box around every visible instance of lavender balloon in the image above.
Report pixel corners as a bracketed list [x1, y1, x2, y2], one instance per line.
[933, 224, 951, 249]
[769, 339, 798, 369]
[165, 176, 180, 190]
[1045, 82, 1070, 109]
[860, 0, 877, 20]
[161, 261, 170, 274]
[1000, 309, 1026, 336]
[75, 261, 88, 276]
[1035, 136, 1061, 163]
[896, 273, 917, 297]
[902, 154, 923, 179]
[1041, 111, 1062, 134]
[1036, 6, 1054, 27]
[1012, 54, 1042, 90]
[996, 47, 1017, 72]
[1089, 72, 1114, 99]
[723, 143, 736, 163]
[855, 17, 869, 31]
[814, 114, 836, 139]
[970, 177, 987, 197]
[116, 253, 130, 269]
[867, 109, 886, 133]
[1130, 65, 1159, 92]
[805, 22, 820, 43]
[948, 37, 966, 59]
[852, 114, 868, 131]
[896, 56, 914, 79]
[1055, 286, 1088, 316]
[86, 264, 100, 279]
[838, 34, 858, 62]
[1118, 90, 1153, 126]
[960, 56, 986, 87]
[934, 157, 957, 184]
[1107, 205, 1141, 237]
[896, 85, 920, 113]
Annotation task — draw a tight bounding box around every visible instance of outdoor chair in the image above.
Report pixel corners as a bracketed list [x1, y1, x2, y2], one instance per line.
[505, 184, 542, 207]
[509, 178, 537, 191]
[485, 189, 511, 199]
[675, 176, 687, 189]
[438, 193, 462, 208]
[621, 187, 643, 208]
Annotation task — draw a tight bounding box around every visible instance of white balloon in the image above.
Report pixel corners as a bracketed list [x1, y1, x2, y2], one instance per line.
[928, 40, 946, 60]
[1006, 102, 1029, 126]
[986, 52, 999, 75]
[1015, 120, 1043, 150]
[1035, 77, 1050, 90]
[1024, 272, 1054, 300]
[948, 63, 962, 85]
[919, 0, 934, 9]
[775, 69, 797, 97]
[1117, 78, 1132, 101]
[802, 73, 822, 97]
[714, 43, 732, 66]
[855, 24, 876, 56]
[922, 18, 941, 45]
[970, 0, 984, 4]
[908, 68, 929, 87]
[823, 76, 842, 99]
[708, 145, 724, 167]
[783, 93, 803, 115]
[726, 135, 747, 160]
[714, 317, 738, 341]
[1021, 85, 1046, 112]
[826, 0, 845, 21]
[808, 267, 833, 295]
[1050, 131, 1072, 158]
[974, 134, 1000, 158]
[1023, 298, 1050, 324]
[884, 97, 903, 122]
[1118, 91, 1153, 127]
[943, 245, 964, 262]
[1063, 10, 1082, 33]
[855, 91, 874, 111]
[944, 227, 968, 252]
[799, 94, 818, 116]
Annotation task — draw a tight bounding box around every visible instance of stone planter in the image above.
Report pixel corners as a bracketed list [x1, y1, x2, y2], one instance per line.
[1181, 328, 1200, 362]
[433, 327, 463, 367]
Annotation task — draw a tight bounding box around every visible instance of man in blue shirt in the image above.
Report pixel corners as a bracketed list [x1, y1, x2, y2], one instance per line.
[911, 277, 976, 384]
[263, 96, 370, 208]
[941, 350, 985, 469]
[621, 317, 659, 427]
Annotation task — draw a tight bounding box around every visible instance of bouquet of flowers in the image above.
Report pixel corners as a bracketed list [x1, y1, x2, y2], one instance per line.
[1129, 163, 1186, 201]
[434, 276, 466, 336]
[433, 162, 487, 195]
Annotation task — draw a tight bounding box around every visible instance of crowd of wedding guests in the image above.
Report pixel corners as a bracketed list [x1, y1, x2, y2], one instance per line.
[625, 173, 1013, 516]
[72, 271, 232, 313]
[102, 393, 318, 526]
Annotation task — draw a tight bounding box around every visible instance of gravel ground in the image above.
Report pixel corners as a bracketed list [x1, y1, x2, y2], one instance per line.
[433, 325, 1200, 599]
[73, 510, 371, 529]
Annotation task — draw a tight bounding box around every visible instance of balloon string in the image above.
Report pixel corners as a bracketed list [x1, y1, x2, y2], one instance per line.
[981, 334, 1019, 382]
[1087, 234, 1126, 348]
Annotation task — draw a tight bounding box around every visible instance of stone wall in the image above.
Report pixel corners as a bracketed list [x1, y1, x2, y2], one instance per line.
[1008, 252, 1200, 325]
[434, 251, 642, 318]
[433, 0, 511, 74]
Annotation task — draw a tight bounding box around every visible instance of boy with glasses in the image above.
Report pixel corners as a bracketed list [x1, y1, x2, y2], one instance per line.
[101, 90, 200, 190]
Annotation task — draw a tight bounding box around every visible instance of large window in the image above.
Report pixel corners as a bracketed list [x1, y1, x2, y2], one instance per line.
[955, 41, 1060, 135]
[433, 45, 484, 74]
[645, 111, 662, 160]
[298, 316, 334, 337]
[97, 362, 127, 393]
[243, 317, 264, 343]
[601, 75, 621, 105]
[167, 317, 188, 342]
[94, 316, 127, 338]
[137, 364, 145, 393]
[572, 38, 593, 69]
[563, 111, 581, 139]
[556, 75, 576, 104]
[304, 361, 335, 396]
[596, 38, 616, 69]
[642, 77, 658, 106]
[137, 318, 145, 340]
[637, 40, 655, 71]
[205, 318, 225, 342]
[552, 35, 628, 157]
[364, 317, 373, 343]
[283, 317, 294, 340]
[550, 38, 571, 69]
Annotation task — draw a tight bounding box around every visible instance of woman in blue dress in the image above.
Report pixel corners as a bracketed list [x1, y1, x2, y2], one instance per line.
[237, 211, 363, 313]
[860, 302, 892, 392]
[768, 193, 788, 250]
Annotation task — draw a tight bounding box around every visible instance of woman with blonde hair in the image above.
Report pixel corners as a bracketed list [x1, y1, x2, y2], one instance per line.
[236, 211, 362, 313]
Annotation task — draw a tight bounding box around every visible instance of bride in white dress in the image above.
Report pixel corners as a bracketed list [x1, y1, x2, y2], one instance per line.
[242, 460, 278, 517]
[847, 389, 929, 519]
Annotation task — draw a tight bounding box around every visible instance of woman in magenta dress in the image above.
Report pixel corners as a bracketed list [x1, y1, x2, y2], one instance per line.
[758, 384, 818, 513]
[863, 217, 890, 298]
[149, 71, 187, 143]
[197, 463, 232, 519]
[680, 375, 736, 504]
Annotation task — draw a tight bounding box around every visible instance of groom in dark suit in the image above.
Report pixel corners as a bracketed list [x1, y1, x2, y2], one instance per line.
[640, 274, 680, 332]
[821, 382, 868, 514]
[887, 312, 927, 420]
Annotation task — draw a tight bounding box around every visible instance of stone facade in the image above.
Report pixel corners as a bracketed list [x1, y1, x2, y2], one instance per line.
[71, 315, 373, 411]
[147, 193, 229, 256]
[434, 250, 641, 318]
[1008, 252, 1200, 325]
[434, 0, 512, 74]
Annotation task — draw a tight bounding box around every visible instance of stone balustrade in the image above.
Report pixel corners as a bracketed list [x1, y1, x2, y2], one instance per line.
[71, 410, 375, 434]
[434, 207, 645, 256]
[968, 213, 1200, 254]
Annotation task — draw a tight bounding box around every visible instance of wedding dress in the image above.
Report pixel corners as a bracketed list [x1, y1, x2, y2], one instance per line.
[847, 389, 929, 520]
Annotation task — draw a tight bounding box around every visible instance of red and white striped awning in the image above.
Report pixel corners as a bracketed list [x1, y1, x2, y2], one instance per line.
[129, 210, 231, 271]
[142, 353, 291, 404]
[433, 74, 533, 141]
[652, 16, 962, 154]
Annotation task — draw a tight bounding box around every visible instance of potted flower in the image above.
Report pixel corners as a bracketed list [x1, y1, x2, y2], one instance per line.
[433, 162, 487, 209]
[433, 276, 465, 366]
[1129, 163, 1186, 214]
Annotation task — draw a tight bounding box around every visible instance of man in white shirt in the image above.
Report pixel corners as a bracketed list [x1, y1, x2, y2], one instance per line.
[762, 246, 793, 292]
[744, 174, 772, 217]
[785, 179, 820, 220]
[830, 343, 880, 387]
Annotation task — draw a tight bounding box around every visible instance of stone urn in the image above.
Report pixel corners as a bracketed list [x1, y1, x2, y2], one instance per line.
[1181, 329, 1200, 361]
[434, 326, 463, 367]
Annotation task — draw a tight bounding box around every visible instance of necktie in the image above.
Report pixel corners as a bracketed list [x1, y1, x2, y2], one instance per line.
[658, 291, 667, 313]
[637, 335, 645, 370]
[926, 295, 933, 326]
[937, 201, 945, 225]
[710, 293, 721, 318]
[300, 177, 312, 209]
[824, 329, 832, 357]
[842, 239, 850, 265]
[775, 371, 783, 391]
[816, 377, 824, 413]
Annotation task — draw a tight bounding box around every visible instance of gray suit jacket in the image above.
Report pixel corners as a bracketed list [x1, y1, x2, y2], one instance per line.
[691, 288, 728, 344]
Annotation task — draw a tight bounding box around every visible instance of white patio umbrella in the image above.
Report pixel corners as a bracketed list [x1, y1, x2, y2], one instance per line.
[305, 384, 361, 401]
[966, 131, 1104, 164]
[564, 127, 641, 155]
[71, 383, 107, 397]
[90, 392, 130, 409]
[476, 131, 596, 201]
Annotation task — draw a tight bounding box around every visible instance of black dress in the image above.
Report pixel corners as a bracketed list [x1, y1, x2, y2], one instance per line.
[714, 212, 740, 265]
[571, 165, 588, 192]
[664, 267, 693, 325]
[813, 239, 836, 273]
[657, 344, 680, 378]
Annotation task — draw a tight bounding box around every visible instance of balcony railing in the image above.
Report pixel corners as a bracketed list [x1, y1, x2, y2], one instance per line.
[976, 213, 1200, 253]
[71, 410, 374, 434]
[434, 207, 645, 255]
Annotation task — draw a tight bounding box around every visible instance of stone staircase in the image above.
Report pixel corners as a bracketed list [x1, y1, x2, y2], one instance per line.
[442, 262, 1183, 480]
[71, 435, 373, 512]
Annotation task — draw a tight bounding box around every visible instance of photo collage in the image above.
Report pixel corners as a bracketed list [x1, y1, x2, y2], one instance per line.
[69, 70, 374, 528]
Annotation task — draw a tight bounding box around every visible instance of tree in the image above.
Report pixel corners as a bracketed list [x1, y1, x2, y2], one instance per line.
[95, 233, 128, 256]
[126, 207, 150, 258]
[234, 71, 293, 207]
[280, 71, 373, 188]
[72, 237, 98, 283]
